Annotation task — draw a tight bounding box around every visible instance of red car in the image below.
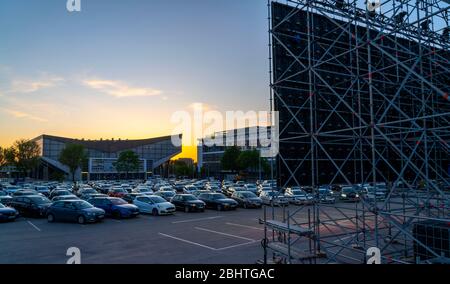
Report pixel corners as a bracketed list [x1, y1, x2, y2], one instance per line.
[108, 188, 128, 198]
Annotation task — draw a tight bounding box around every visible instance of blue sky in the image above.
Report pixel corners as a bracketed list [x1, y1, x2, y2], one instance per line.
[0, 0, 270, 154]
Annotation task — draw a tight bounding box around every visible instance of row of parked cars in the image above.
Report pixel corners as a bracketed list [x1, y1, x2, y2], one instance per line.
[0, 178, 395, 224]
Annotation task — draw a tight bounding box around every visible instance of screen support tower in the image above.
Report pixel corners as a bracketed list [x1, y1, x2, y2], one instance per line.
[262, 0, 450, 264]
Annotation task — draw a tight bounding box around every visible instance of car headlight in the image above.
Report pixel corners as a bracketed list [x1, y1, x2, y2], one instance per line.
[356, 194, 359, 198]
[341, 194, 347, 198]
[87, 212, 94, 216]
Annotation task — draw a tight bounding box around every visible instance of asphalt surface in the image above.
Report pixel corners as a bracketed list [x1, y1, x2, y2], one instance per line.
[1, 194, 444, 264]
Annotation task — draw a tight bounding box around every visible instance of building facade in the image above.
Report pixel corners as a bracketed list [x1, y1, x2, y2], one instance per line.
[197, 126, 275, 179]
[32, 134, 182, 181]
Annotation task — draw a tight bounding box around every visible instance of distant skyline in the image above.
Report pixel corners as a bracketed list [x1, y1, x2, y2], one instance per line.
[0, 0, 270, 160]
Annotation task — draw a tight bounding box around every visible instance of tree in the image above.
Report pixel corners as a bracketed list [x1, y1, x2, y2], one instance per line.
[59, 144, 87, 183]
[237, 149, 260, 173]
[114, 150, 140, 179]
[12, 139, 40, 177]
[221, 146, 241, 173]
[173, 160, 193, 177]
[0, 147, 5, 170]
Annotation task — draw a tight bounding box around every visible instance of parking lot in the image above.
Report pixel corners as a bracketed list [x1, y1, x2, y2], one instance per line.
[0, 207, 272, 264]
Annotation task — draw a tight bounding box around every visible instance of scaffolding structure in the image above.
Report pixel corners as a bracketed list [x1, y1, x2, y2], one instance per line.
[262, 0, 450, 264]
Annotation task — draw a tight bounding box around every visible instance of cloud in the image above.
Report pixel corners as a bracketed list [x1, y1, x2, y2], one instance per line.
[1, 108, 48, 122]
[83, 79, 162, 98]
[10, 76, 64, 93]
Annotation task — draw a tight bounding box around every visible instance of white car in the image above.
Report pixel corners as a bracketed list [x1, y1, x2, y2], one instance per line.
[133, 186, 153, 194]
[133, 195, 175, 216]
[159, 186, 175, 192]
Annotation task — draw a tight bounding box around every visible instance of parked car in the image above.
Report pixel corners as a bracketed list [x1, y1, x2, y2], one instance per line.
[193, 190, 211, 197]
[318, 188, 336, 204]
[122, 193, 147, 203]
[244, 184, 258, 194]
[171, 194, 206, 212]
[0, 203, 19, 222]
[183, 185, 199, 194]
[132, 195, 175, 216]
[51, 195, 79, 202]
[284, 187, 314, 205]
[46, 200, 105, 224]
[260, 190, 289, 206]
[81, 193, 107, 200]
[339, 186, 360, 202]
[0, 191, 13, 205]
[34, 186, 51, 196]
[108, 188, 128, 198]
[362, 186, 386, 202]
[154, 190, 176, 202]
[231, 191, 262, 208]
[10, 195, 52, 217]
[87, 197, 139, 219]
[50, 189, 74, 200]
[3, 185, 21, 195]
[132, 186, 153, 195]
[13, 190, 43, 197]
[197, 193, 238, 211]
[77, 188, 98, 198]
[159, 186, 176, 192]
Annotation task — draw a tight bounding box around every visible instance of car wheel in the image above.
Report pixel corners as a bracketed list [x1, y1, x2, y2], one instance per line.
[113, 211, 121, 219]
[184, 206, 190, 213]
[152, 208, 159, 216]
[47, 214, 55, 223]
[77, 215, 86, 224]
[217, 204, 222, 211]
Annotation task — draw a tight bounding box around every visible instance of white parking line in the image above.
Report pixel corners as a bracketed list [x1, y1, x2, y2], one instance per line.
[158, 232, 257, 251]
[27, 221, 41, 232]
[216, 241, 257, 251]
[158, 233, 217, 251]
[195, 227, 255, 242]
[171, 216, 223, 224]
[225, 222, 264, 231]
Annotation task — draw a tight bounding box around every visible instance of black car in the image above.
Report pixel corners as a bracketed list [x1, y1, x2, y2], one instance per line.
[0, 203, 19, 222]
[12, 190, 43, 197]
[0, 191, 13, 205]
[171, 194, 206, 213]
[231, 191, 262, 208]
[46, 200, 105, 224]
[197, 193, 238, 211]
[10, 195, 52, 217]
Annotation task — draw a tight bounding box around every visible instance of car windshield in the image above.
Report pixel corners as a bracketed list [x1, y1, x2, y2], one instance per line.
[29, 196, 51, 204]
[115, 189, 127, 193]
[111, 198, 127, 205]
[212, 194, 227, 200]
[183, 195, 197, 201]
[0, 203, 5, 208]
[291, 190, 305, 195]
[0, 191, 8, 196]
[74, 201, 93, 209]
[242, 192, 257, 198]
[150, 196, 166, 203]
[266, 192, 279, 197]
[58, 191, 71, 195]
[342, 187, 355, 193]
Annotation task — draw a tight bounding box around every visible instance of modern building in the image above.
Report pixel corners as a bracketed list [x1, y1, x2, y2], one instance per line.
[31, 134, 182, 181]
[197, 126, 275, 179]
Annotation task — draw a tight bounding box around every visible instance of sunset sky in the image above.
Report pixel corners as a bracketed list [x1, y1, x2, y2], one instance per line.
[0, 0, 270, 160]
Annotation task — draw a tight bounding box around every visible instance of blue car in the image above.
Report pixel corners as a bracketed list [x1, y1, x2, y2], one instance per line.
[0, 203, 19, 221]
[87, 197, 140, 219]
[46, 200, 105, 224]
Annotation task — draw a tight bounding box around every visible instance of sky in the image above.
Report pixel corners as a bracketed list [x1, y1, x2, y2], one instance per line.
[0, 0, 270, 160]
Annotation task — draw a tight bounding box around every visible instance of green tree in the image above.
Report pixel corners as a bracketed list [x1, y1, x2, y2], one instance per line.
[11, 139, 40, 178]
[0, 147, 5, 170]
[221, 146, 241, 173]
[59, 144, 87, 183]
[114, 150, 140, 179]
[173, 160, 193, 177]
[237, 149, 260, 173]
